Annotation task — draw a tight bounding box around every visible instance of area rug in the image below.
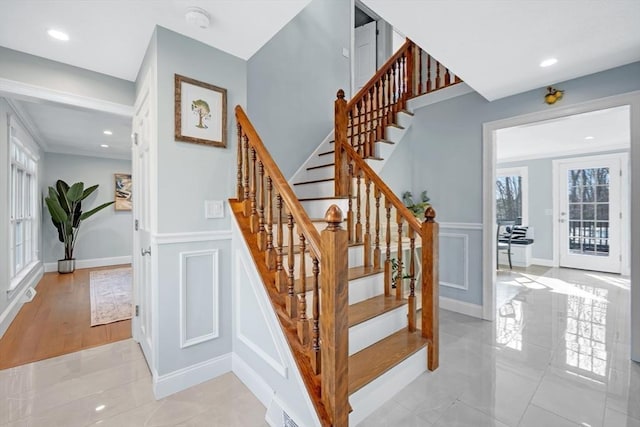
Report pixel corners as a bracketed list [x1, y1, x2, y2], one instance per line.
[89, 267, 133, 326]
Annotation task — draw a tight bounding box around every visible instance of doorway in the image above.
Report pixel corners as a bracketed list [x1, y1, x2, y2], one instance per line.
[482, 91, 639, 362]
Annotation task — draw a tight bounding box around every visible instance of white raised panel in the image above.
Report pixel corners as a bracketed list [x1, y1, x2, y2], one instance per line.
[235, 253, 288, 378]
[179, 249, 219, 348]
[439, 233, 469, 290]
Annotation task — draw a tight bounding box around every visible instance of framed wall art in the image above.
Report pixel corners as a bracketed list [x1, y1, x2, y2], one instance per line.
[175, 74, 227, 148]
[114, 173, 132, 211]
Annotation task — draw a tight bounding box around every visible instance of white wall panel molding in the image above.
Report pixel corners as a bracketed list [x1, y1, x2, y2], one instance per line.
[235, 253, 288, 378]
[152, 230, 232, 245]
[439, 222, 483, 230]
[179, 249, 219, 349]
[440, 233, 469, 290]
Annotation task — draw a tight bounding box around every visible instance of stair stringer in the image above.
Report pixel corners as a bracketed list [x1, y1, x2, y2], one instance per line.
[231, 218, 322, 427]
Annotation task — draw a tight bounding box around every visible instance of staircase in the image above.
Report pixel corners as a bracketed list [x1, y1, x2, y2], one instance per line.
[230, 39, 461, 426]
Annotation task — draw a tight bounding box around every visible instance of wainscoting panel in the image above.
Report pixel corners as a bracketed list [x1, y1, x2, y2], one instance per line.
[179, 249, 219, 348]
[235, 253, 288, 378]
[439, 233, 469, 290]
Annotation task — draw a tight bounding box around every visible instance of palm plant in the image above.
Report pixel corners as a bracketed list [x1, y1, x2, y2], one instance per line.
[45, 180, 114, 262]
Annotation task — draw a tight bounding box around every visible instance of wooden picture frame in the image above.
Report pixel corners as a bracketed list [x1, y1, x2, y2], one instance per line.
[175, 74, 227, 148]
[114, 173, 132, 211]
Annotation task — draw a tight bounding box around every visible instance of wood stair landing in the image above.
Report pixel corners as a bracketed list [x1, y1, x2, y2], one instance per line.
[348, 329, 428, 395]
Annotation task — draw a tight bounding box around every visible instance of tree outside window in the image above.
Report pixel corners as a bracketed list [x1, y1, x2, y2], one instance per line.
[496, 167, 528, 225]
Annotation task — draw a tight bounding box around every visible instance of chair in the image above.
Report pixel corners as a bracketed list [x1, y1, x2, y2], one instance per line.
[497, 220, 515, 269]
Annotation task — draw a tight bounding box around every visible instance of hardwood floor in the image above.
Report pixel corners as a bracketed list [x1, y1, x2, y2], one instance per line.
[0, 265, 132, 370]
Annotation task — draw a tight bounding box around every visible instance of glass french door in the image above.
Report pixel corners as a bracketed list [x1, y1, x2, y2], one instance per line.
[558, 156, 622, 273]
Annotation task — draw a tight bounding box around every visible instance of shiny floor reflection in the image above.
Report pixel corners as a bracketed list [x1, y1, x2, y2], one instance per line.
[360, 266, 639, 427]
[0, 340, 267, 426]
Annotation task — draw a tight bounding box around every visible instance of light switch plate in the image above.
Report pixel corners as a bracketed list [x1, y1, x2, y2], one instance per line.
[342, 47, 350, 58]
[205, 200, 224, 219]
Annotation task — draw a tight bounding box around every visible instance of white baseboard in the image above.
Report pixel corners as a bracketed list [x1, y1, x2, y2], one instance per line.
[0, 263, 44, 339]
[440, 296, 483, 319]
[44, 255, 132, 272]
[531, 257, 555, 267]
[153, 353, 232, 399]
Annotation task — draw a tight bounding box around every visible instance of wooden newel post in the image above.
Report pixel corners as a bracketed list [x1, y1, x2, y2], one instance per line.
[334, 90, 349, 198]
[320, 205, 349, 426]
[421, 206, 439, 371]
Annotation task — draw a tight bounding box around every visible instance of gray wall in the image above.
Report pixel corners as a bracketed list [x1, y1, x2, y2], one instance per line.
[41, 152, 132, 263]
[498, 149, 629, 261]
[247, 0, 351, 178]
[405, 61, 640, 306]
[0, 46, 135, 106]
[152, 26, 247, 375]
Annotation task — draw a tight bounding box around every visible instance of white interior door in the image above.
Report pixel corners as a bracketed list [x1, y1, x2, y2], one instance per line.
[132, 83, 153, 366]
[354, 21, 377, 91]
[558, 155, 623, 273]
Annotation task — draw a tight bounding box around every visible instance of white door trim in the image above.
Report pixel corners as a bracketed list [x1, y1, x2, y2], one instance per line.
[551, 152, 629, 274]
[481, 90, 640, 366]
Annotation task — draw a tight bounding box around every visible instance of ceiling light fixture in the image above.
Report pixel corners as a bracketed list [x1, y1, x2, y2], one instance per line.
[185, 7, 211, 29]
[540, 58, 558, 68]
[47, 29, 69, 41]
[103, 130, 113, 135]
[100, 144, 109, 148]
[585, 136, 595, 140]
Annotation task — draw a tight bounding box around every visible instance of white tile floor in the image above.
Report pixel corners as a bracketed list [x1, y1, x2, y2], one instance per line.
[360, 266, 639, 427]
[1, 266, 637, 426]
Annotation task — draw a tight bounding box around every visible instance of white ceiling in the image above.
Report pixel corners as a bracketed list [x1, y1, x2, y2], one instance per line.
[362, 0, 640, 100]
[13, 99, 133, 160]
[0, 0, 311, 82]
[496, 106, 630, 163]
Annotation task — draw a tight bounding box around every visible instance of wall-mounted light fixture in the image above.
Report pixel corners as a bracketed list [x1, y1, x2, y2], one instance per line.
[544, 86, 564, 105]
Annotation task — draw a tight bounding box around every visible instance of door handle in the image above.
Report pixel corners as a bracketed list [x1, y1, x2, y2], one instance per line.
[141, 247, 151, 256]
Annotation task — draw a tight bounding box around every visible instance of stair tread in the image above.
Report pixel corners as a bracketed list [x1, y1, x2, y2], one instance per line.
[293, 177, 335, 186]
[318, 150, 335, 156]
[292, 265, 382, 294]
[365, 156, 383, 161]
[299, 196, 351, 201]
[306, 162, 334, 170]
[349, 295, 407, 327]
[399, 109, 414, 117]
[349, 329, 428, 395]
[388, 123, 405, 130]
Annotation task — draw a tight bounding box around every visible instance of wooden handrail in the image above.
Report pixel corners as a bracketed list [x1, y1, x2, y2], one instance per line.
[235, 106, 322, 259]
[346, 38, 413, 111]
[340, 140, 422, 233]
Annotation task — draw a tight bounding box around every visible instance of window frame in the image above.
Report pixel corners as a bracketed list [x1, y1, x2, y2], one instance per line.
[496, 166, 529, 226]
[9, 125, 39, 289]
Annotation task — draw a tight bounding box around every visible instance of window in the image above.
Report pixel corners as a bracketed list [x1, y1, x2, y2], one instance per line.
[9, 128, 38, 284]
[496, 167, 528, 225]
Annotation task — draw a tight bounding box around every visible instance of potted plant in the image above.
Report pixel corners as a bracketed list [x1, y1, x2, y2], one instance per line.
[402, 190, 430, 218]
[45, 180, 114, 273]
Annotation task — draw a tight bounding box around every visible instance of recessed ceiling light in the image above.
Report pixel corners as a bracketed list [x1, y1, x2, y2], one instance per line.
[103, 130, 112, 135]
[47, 29, 69, 41]
[100, 144, 109, 148]
[185, 7, 211, 29]
[540, 58, 558, 68]
[585, 136, 595, 140]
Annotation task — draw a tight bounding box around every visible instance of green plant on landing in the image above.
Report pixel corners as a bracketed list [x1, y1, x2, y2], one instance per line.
[45, 180, 114, 261]
[402, 190, 430, 218]
[390, 258, 412, 289]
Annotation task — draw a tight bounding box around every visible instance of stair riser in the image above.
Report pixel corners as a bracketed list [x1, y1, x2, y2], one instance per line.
[396, 111, 413, 129]
[304, 152, 335, 169]
[300, 198, 349, 219]
[282, 245, 364, 277]
[293, 180, 334, 199]
[297, 272, 384, 319]
[375, 142, 395, 160]
[296, 165, 334, 182]
[349, 347, 428, 426]
[349, 306, 407, 356]
[385, 125, 405, 143]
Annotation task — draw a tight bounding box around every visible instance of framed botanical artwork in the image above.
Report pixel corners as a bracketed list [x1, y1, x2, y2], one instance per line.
[175, 74, 227, 148]
[114, 173, 132, 211]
